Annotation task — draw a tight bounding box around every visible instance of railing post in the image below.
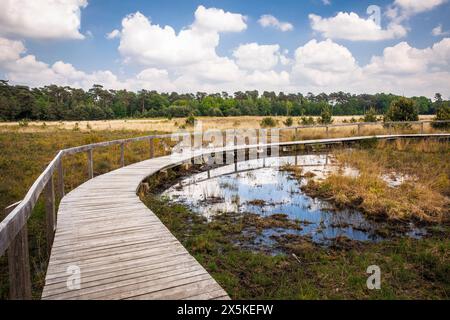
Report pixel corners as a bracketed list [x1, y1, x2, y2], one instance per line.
[357, 124, 361, 135]
[6, 202, 32, 300]
[421, 122, 424, 134]
[44, 176, 56, 254]
[87, 149, 93, 179]
[149, 138, 154, 159]
[120, 143, 125, 167]
[57, 159, 64, 197]
[326, 126, 329, 137]
[295, 127, 298, 140]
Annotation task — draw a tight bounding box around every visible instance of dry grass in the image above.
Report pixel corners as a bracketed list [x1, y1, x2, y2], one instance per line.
[0, 115, 436, 133]
[303, 139, 450, 223]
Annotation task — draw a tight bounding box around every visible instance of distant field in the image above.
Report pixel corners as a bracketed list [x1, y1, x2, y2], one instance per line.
[0, 115, 436, 133]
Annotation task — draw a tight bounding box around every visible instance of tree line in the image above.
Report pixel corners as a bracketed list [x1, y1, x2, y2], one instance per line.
[0, 80, 447, 121]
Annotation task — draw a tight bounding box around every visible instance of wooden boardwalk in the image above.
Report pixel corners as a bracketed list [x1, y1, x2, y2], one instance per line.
[41, 134, 449, 300]
[42, 154, 230, 300]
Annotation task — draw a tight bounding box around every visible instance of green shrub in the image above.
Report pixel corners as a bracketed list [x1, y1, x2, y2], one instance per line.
[260, 117, 277, 128]
[299, 116, 315, 126]
[318, 105, 333, 124]
[18, 119, 29, 127]
[283, 117, 293, 127]
[384, 97, 418, 122]
[185, 115, 196, 127]
[364, 107, 378, 122]
[432, 102, 450, 129]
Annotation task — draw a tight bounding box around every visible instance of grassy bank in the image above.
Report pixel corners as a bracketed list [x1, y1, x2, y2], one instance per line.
[302, 139, 449, 223]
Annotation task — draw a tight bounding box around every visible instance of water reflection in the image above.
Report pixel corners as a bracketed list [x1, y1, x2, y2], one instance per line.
[162, 154, 424, 245]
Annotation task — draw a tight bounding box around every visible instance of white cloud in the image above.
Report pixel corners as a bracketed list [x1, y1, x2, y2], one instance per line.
[0, 36, 122, 89]
[430, 38, 450, 65]
[3, 33, 450, 97]
[245, 70, 290, 88]
[118, 6, 246, 68]
[0, 0, 88, 40]
[432, 24, 449, 36]
[177, 57, 244, 84]
[364, 42, 430, 74]
[364, 38, 450, 75]
[292, 39, 360, 87]
[0, 37, 25, 63]
[233, 43, 281, 70]
[1, 0, 450, 99]
[357, 38, 450, 96]
[118, 11, 217, 67]
[106, 29, 121, 39]
[289, 38, 450, 97]
[115, 5, 270, 91]
[322, 0, 331, 5]
[309, 12, 407, 41]
[394, 0, 447, 14]
[258, 15, 293, 32]
[191, 5, 247, 33]
[387, 0, 448, 22]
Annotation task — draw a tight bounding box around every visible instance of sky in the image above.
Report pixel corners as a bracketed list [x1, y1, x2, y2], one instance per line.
[0, 0, 449, 98]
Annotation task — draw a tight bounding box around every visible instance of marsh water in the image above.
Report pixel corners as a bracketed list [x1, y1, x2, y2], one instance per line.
[161, 153, 425, 246]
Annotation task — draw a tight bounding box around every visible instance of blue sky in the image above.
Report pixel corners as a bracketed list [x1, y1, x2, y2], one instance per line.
[0, 0, 449, 97]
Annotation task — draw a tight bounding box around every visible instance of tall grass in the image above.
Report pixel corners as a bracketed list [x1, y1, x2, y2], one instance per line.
[303, 139, 450, 222]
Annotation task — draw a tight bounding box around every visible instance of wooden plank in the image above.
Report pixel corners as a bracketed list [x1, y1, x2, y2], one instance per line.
[44, 177, 56, 254]
[6, 202, 32, 300]
[87, 149, 93, 179]
[149, 138, 154, 158]
[57, 159, 64, 198]
[120, 143, 125, 167]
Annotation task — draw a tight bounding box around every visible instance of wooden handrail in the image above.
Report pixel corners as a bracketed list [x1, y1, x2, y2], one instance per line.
[0, 119, 449, 299]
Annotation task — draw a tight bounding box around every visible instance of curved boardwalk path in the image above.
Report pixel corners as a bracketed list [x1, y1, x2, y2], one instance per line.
[41, 134, 449, 300]
[41, 152, 231, 300]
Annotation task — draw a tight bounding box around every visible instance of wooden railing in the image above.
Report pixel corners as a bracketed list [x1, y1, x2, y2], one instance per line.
[0, 119, 449, 299]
